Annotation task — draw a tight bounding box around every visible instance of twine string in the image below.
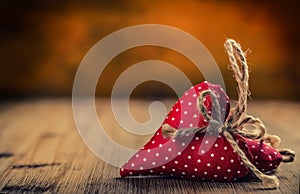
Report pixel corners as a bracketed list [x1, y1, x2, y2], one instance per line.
[162, 39, 295, 189]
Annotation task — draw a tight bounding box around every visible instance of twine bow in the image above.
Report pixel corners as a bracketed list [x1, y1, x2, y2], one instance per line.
[162, 39, 295, 189]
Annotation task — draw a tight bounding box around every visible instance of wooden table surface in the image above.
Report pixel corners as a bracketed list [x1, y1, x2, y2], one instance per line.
[0, 99, 299, 193]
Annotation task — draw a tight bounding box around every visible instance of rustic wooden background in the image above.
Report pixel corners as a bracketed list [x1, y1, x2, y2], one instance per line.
[0, 99, 299, 193]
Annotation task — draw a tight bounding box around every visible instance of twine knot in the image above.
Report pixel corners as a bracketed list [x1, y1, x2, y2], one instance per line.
[162, 39, 295, 189]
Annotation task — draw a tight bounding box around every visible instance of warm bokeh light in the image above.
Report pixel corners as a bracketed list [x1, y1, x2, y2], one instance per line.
[0, 1, 299, 100]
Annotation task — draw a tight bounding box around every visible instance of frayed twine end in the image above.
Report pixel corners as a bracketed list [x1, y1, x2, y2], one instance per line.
[261, 174, 280, 189]
[162, 124, 177, 138]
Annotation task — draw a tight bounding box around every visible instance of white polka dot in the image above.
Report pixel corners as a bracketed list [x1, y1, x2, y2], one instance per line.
[166, 116, 169, 119]
[129, 172, 133, 175]
[274, 151, 278, 154]
[172, 168, 176, 172]
[237, 170, 240, 174]
[260, 149, 264, 152]
[155, 153, 159, 157]
[180, 120, 183, 124]
[251, 145, 255, 148]
[159, 144, 163, 147]
[187, 155, 192, 159]
[152, 141, 155, 144]
[194, 168, 198, 172]
[220, 157, 224, 160]
[162, 165, 166, 169]
[176, 108, 179, 112]
[143, 158, 147, 162]
[214, 144, 218, 147]
[224, 176, 227, 179]
[189, 123, 193, 127]
[150, 170, 153, 173]
[205, 140, 209, 144]
[255, 155, 258, 159]
[160, 172, 163, 175]
[217, 166, 221, 170]
[240, 162, 244, 165]
[195, 137, 200, 141]
[269, 163, 273, 167]
[165, 156, 169, 160]
[180, 100, 184, 103]
[167, 148, 172, 152]
[230, 159, 234, 163]
[214, 174, 218, 178]
[211, 153, 214, 157]
[193, 94, 197, 97]
[224, 146, 227, 150]
[197, 159, 201, 163]
[140, 166, 144, 170]
[136, 154, 139, 157]
[156, 132, 159, 136]
[184, 164, 188, 168]
[268, 155, 272, 159]
[192, 175, 195, 178]
[147, 149, 151, 153]
[262, 168, 265, 171]
[266, 146, 270, 149]
[174, 160, 178, 164]
[207, 163, 211, 167]
[172, 139, 176, 142]
[131, 163, 135, 167]
[171, 117, 175, 121]
[200, 150, 205, 154]
[177, 152, 181, 155]
[255, 162, 259, 165]
[227, 169, 231, 172]
[184, 111, 188, 115]
[185, 92, 189, 96]
[121, 168, 124, 171]
[181, 142, 186, 146]
[204, 171, 207, 175]
[188, 102, 192, 106]
[193, 114, 197, 118]
[198, 86, 202, 90]
[152, 162, 156, 165]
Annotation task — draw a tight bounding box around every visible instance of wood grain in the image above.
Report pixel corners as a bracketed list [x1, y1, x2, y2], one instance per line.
[0, 99, 299, 193]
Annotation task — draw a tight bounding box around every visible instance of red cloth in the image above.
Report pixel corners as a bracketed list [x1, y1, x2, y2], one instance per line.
[120, 82, 282, 181]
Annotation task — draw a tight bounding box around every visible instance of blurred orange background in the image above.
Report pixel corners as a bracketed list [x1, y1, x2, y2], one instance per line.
[1, 0, 299, 100]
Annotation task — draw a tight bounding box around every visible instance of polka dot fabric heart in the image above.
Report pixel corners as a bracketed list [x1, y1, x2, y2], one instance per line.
[120, 82, 282, 181]
[120, 39, 295, 189]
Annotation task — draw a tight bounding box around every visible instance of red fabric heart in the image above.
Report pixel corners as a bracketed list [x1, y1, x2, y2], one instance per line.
[120, 82, 282, 181]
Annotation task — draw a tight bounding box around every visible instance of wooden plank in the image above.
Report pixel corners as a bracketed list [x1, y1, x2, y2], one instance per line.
[0, 99, 299, 193]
